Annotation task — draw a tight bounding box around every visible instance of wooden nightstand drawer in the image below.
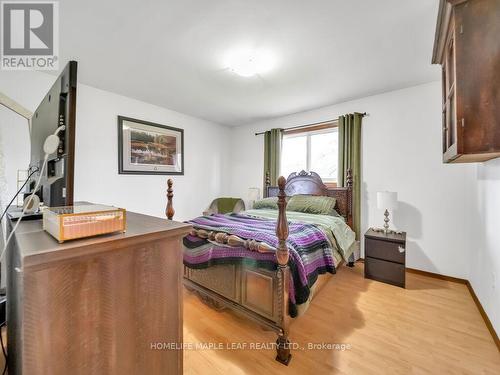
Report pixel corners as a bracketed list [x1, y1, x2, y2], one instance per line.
[365, 257, 405, 288]
[365, 238, 405, 264]
[364, 229, 406, 288]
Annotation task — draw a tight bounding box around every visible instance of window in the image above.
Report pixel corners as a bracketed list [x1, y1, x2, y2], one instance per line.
[281, 125, 338, 184]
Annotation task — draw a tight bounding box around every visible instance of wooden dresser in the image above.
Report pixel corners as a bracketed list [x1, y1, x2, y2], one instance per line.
[6, 210, 191, 375]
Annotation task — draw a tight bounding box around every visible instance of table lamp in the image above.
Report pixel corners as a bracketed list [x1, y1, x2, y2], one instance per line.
[377, 191, 398, 234]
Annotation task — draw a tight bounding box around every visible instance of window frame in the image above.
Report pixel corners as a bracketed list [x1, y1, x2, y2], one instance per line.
[282, 121, 339, 187]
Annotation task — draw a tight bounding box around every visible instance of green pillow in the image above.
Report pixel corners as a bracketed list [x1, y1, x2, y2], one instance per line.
[287, 195, 337, 216]
[253, 197, 279, 210]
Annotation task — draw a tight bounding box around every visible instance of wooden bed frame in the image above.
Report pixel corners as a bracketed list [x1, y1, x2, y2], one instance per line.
[165, 170, 354, 365]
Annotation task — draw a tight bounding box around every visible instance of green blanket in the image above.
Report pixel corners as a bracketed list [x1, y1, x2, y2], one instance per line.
[244, 209, 356, 261]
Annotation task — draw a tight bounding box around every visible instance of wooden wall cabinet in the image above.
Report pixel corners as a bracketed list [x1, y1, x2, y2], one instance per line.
[432, 0, 500, 163]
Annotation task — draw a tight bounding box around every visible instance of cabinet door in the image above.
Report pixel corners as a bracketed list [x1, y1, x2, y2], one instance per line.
[446, 36, 456, 148]
[442, 67, 447, 154]
[442, 22, 458, 161]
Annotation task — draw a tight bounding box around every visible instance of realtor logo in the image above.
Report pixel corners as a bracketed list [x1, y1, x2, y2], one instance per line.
[1, 1, 58, 70]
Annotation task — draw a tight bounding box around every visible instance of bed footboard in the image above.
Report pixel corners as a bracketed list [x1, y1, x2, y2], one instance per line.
[184, 264, 281, 323]
[167, 177, 292, 365]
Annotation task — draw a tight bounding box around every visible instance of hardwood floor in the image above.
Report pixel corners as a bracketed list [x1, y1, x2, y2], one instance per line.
[184, 263, 500, 375]
[0, 263, 497, 374]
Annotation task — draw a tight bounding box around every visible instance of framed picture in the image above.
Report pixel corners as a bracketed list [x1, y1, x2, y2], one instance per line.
[118, 116, 184, 175]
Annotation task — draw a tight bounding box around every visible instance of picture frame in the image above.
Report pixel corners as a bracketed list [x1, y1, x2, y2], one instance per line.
[117, 116, 184, 175]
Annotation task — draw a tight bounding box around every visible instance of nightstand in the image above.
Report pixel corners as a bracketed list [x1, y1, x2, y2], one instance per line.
[364, 228, 406, 288]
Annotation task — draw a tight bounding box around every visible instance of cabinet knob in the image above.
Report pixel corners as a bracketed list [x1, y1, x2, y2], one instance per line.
[398, 246, 405, 253]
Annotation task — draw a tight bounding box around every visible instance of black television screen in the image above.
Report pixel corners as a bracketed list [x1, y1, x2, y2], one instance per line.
[29, 61, 77, 207]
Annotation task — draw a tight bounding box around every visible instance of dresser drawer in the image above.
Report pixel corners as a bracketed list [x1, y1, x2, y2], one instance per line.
[365, 257, 405, 288]
[365, 238, 405, 264]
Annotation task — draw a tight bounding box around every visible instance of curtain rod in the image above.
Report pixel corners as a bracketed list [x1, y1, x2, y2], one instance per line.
[254, 112, 367, 136]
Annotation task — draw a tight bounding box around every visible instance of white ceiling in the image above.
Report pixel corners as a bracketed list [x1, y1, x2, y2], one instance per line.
[58, 0, 440, 126]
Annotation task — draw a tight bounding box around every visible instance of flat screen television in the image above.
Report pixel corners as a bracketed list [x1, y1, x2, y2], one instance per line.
[29, 61, 77, 207]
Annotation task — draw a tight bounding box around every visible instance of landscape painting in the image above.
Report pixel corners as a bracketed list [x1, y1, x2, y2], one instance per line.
[118, 116, 184, 175]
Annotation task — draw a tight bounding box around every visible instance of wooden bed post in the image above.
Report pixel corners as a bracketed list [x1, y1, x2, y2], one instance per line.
[166, 179, 175, 220]
[346, 168, 353, 229]
[275, 176, 292, 365]
[346, 168, 355, 267]
[264, 171, 271, 198]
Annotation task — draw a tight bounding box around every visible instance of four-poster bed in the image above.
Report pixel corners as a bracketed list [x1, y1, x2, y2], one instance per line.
[165, 170, 355, 365]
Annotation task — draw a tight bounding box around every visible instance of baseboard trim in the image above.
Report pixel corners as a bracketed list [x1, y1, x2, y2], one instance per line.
[405, 267, 467, 285]
[356, 258, 499, 351]
[465, 280, 500, 352]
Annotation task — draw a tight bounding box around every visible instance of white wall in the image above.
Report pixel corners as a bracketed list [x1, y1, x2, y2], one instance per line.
[0, 107, 30, 213]
[468, 159, 500, 334]
[0, 70, 48, 216]
[227, 81, 476, 279]
[0, 70, 230, 222]
[74, 84, 230, 221]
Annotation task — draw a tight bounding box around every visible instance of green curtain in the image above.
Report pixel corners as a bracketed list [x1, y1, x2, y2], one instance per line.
[338, 113, 362, 238]
[263, 128, 283, 194]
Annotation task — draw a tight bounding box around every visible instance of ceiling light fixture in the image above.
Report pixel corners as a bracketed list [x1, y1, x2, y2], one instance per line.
[224, 48, 276, 77]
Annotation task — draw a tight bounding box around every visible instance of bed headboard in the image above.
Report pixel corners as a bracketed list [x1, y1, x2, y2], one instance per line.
[266, 170, 353, 228]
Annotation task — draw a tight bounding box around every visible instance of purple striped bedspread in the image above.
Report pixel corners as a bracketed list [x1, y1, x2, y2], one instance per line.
[183, 213, 338, 317]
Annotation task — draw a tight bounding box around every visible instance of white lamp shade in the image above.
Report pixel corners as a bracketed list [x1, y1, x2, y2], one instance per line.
[377, 191, 398, 210]
[248, 187, 260, 201]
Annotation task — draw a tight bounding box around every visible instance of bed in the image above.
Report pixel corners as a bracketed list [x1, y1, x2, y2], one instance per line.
[165, 170, 357, 365]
